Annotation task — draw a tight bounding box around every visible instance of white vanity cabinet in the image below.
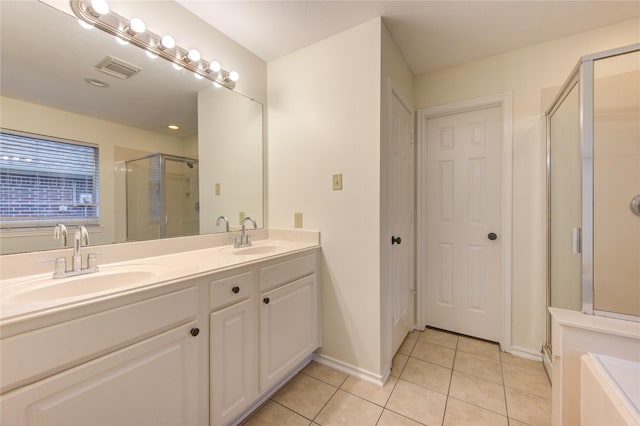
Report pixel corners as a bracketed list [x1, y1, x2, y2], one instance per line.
[209, 270, 259, 426]
[1, 285, 207, 426]
[259, 253, 319, 391]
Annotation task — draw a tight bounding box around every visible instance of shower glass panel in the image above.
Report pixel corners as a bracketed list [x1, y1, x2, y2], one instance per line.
[592, 51, 640, 317]
[126, 153, 199, 241]
[548, 80, 582, 313]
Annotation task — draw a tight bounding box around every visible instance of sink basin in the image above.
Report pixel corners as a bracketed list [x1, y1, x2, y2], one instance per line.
[3, 265, 165, 304]
[219, 243, 289, 256]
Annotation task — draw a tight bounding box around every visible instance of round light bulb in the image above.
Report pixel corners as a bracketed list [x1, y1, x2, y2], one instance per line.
[89, 0, 109, 16]
[159, 34, 175, 50]
[146, 51, 158, 59]
[186, 49, 201, 63]
[172, 63, 183, 71]
[207, 60, 221, 73]
[213, 82, 222, 88]
[194, 73, 204, 80]
[229, 71, 240, 82]
[128, 17, 145, 34]
[78, 19, 93, 30]
[116, 37, 129, 46]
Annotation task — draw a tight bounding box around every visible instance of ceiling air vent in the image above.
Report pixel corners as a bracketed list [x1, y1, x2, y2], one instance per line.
[95, 55, 142, 80]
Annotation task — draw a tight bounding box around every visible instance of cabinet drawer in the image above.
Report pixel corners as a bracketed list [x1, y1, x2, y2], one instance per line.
[210, 271, 256, 311]
[260, 253, 317, 292]
[1, 287, 198, 394]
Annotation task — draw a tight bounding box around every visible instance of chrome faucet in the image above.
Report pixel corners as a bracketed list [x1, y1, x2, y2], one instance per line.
[53, 224, 68, 247]
[216, 215, 230, 232]
[48, 225, 99, 278]
[73, 226, 89, 272]
[235, 216, 257, 248]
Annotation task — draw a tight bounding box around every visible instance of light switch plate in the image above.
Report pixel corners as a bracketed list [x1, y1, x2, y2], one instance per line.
[215, 183, 220, 196]
[332, 173, 342, 190]
[294, 212, 303, 228]
[239, 211, 246, 222]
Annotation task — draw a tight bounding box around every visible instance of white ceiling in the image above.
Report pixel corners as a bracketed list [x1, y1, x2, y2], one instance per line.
[176, 0, 640, 75]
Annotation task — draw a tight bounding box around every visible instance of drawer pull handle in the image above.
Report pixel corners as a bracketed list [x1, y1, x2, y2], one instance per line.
[190, 327, 200, 337]
[232, 286, 240, 294]
[263, 297, 270, 304]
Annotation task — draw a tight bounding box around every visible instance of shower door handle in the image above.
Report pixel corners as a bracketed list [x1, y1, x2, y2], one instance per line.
[572, 227, 581, 254]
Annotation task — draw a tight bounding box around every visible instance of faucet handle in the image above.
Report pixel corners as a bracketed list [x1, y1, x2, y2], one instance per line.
[87, 252, 108, 270]
[39, 257, 67, 277]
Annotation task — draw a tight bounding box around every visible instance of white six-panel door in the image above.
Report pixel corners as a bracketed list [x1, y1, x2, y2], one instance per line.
[424, 106, 502, 343]
[389, 86, 415, 355]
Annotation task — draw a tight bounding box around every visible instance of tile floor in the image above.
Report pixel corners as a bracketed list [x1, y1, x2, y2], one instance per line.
[243, 328, 551, 426]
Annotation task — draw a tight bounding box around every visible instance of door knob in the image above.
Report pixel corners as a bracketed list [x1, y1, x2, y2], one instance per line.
[391, 236, 402, 245]
[488, 232, 498, 241]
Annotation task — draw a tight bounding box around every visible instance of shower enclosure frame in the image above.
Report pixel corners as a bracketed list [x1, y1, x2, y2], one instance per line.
[125, 153, 199, 240]
[545, 43, 640, 357]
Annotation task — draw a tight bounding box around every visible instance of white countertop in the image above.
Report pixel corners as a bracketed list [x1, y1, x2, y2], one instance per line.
[0, 230, 320, 331]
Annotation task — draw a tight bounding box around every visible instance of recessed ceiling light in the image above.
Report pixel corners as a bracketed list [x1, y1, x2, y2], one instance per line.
[85, 78, 109, 88]
[167, 124, 180, 130]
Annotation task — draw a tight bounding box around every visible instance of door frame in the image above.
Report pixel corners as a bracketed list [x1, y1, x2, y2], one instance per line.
[416, 92, 513, 351]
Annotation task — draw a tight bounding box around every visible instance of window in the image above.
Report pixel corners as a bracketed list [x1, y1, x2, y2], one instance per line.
[0, 130, 100, 229]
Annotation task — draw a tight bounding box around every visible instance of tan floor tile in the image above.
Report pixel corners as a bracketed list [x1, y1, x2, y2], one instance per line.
[273, 373, 337, 419]
[303, 361, 349, 387]
[501, 352, 545, 373]
[391, 354, 409, 378]
[400, 357, 451, 394]
[398, 336, 418, 356]
[411, 339, 456, 368]
[502, 363, 551, 400]
[340, 375, 397, 407]
[505, 388, 552, 425]
[243, 401, 311, 426]
[387, 379, 447, 426]
[409, 329, 423, 339]
[443, 397, 508, 426]
[449, 371, 506, 415]
[420, 328, 459, 349]
[508, 419, 530, 426]
[377, 409, 424, 426]
[315, 390, 382, 426]
[457, 336, 501, 361]
[454, 350, 503, 384]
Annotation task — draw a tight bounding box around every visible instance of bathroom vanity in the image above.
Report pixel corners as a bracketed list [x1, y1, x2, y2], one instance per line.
[0, 232, 320, 425]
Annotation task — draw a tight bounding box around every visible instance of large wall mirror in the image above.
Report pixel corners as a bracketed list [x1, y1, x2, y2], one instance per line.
[0, 0, 264, 255]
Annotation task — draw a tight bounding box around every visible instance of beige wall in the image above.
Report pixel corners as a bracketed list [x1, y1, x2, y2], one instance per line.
[414, 17, 640, 352]
[0, 97, 188, 254]
[268, 18, 385, 377]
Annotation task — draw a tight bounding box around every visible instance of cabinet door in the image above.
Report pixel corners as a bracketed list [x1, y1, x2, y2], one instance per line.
[1, 323, 202, 426]
[260, 274, 318, 391]
[210, 298, 259, 426]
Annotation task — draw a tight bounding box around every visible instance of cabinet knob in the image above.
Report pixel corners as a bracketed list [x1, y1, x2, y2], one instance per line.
[190, 327, 200, 337]
[263, 297, 270, 304]
[232, 286, 240, 294]
[488, 232, 498, 241]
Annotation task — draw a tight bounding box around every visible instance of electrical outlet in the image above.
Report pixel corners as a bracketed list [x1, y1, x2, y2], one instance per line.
[215, 183, 221, 196]
[294, 212, 303, 228]
[332, 173, 343, 190]
[239, 211, 246, 222]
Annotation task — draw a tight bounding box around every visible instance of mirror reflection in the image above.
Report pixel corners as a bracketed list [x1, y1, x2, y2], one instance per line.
[0, 1, 264, 255]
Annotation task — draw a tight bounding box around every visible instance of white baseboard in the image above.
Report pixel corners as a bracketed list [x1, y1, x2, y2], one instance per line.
[313, 353, 388, 387]
[509, 345, 544, 361]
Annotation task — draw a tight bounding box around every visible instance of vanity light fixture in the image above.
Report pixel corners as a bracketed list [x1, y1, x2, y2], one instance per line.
[78, 19, 94, 30]
[126, 17, 146, 35]
[159, 34, 176, 51]
[87, 0, 109, 17]
[71, 0, 239, 89]
[184, 49, 201, 63]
